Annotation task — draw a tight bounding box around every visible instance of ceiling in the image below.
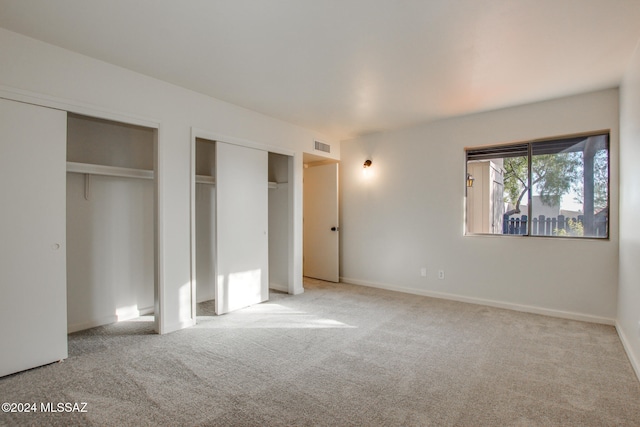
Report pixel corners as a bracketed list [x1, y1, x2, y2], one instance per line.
[1, 0, 640, 140]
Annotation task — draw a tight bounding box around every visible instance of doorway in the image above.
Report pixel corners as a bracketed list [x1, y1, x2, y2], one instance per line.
[303, 154, 340, 282]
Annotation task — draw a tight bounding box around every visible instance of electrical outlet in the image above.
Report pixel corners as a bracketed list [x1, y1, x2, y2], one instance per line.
[420, 267, 427, 277]
[438, 270, 445, 280]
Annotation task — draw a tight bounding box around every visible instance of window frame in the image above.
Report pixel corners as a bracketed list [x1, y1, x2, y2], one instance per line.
[465, 130, 610, 240]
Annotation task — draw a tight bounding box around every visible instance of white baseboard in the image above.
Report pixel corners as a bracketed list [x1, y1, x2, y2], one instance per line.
[67, 316, 191, 334]
[138, 306, 154, 316]
[196, 293, 215, 303]
[116, 307, 144, 322]
[68, 306, 156, 334]
[269, 282, 288, 293]
[340, 277, 615, 326]
[68, 315, 117, 334]
[269, 282, 306, 295]
[160, 318, 196, 335]
[616, 322, 640, 383]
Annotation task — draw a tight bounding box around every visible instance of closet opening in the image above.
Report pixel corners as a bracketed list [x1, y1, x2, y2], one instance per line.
[194, 138, 216, 316]
[191, 133, 296, 320]
[268, 152, 292, 295]
[66, 113, 159, 333]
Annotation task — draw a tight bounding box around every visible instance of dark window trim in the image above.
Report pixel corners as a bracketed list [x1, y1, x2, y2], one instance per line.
[465, 130, 610, 240]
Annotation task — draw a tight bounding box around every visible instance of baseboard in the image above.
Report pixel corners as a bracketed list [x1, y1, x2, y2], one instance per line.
[269, 282, 288, 293]
[616, 322, 640, 383]
[340, 277, 615, 326]
[68, 306, 155, 334]
[160, 318, 196, 335]
[138, 306, 154, 316]
[197, 294, 215, 303]
[68, 315, 117, 334]
[116, 306, 151, 322]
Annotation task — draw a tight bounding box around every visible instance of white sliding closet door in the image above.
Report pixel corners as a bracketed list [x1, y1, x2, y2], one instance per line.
[0, 98, 68, 377]
[215, 142, 268, 315]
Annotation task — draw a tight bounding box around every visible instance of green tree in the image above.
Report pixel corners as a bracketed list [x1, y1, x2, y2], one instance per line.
[503, 153, 581, 215]
[556, 218, 584, 237]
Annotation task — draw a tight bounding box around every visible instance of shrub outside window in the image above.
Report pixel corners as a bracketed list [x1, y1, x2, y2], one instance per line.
[465, 132, 609, 239]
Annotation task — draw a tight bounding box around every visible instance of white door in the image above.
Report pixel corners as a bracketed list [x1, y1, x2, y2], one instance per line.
[215, 142, 269, 314]
[0, 98, 68, 377]
[303, 163, 339, 282]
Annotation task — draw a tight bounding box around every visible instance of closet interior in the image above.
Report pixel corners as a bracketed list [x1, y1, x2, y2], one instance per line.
[195, 138, 216, 303]
[66, 113, 157, 333]
[268, 152, 292, 293]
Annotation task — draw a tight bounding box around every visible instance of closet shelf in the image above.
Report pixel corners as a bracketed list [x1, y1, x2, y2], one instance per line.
[268, 181, 288, 189]
[67, 162, 153, 180]
[196, 175, 215, 185]
[67, 164, 288, 188]
[196, 177, 282, 188]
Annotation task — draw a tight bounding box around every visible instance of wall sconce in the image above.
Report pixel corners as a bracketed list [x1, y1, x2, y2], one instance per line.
[466, 173, 475, 187]
[362, 159, 373, 178]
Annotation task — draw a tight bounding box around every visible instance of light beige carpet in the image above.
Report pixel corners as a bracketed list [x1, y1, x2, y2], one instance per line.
[1, 279, 639, 426]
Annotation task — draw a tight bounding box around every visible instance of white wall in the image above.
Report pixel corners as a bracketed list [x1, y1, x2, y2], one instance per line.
[269, 184, 290, 292]
[195, 183, 216, 303]
[67, 174, 155, 331]
[341, 89, 619, 323]
[67, 113, 155, 169]
[0, 27, 339, 333]
[618, 44, 640, 378]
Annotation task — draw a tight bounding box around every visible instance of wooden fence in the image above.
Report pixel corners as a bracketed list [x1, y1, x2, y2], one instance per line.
[503, 214, 607, 237]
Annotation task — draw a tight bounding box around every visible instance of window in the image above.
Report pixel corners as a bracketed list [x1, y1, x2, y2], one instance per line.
[465, 132, 609, 238]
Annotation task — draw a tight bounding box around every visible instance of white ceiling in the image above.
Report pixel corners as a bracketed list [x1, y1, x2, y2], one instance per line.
[1, 0, 640, 140]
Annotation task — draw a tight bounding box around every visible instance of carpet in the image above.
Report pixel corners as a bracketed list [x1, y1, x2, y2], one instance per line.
[1, 279, 639, 426]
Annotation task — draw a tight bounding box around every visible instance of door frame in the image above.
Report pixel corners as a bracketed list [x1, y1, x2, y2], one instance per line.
[0, 87, 164, 333]
[189, 128, 301, 321]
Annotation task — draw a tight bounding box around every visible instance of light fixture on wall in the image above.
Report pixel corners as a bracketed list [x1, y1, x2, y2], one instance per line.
[466, 173, 475, 187]
[362, 159, 373, 178]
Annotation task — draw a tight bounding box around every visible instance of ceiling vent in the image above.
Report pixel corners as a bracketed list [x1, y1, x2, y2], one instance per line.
[314, 140, 330, 153]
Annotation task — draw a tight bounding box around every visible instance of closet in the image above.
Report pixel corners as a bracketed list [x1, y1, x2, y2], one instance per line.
[66, 113, 156, 332]
[268, 152, 292, 293]
[193, 137, 293, 315]
[195, 138, 216, 303]
[1, 99, 159, 378]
